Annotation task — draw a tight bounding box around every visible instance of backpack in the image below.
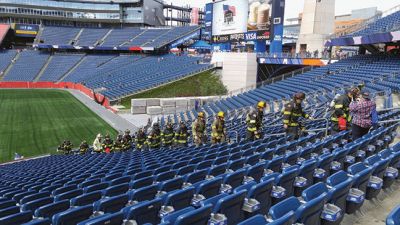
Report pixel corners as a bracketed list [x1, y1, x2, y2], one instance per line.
[338, 117, 347, 131]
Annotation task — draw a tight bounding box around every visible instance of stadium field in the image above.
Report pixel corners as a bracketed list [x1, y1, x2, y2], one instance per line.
[0, 89, 117, 163]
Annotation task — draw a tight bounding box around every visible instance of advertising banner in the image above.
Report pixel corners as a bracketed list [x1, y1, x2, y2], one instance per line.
[190, 7, 200, 25]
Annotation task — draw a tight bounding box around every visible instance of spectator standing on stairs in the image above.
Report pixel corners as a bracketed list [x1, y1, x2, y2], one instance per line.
[350, 92, 376, 140]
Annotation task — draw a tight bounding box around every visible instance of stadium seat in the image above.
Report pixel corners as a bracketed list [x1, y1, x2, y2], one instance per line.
[77, 212, 124, 225]
[34, 200, 70, 219]
[55, 189, 83, 201]
[129, 177, 154, 189]
[159, 177, 184, 193]
[129, 184, 159, 202]
[387, 205, 400, 225]
[52, 205, 93, 225]
[123, 199, 162, 225]
[0, 211, 33, 225]
[102, 183, 129, 197]
[94, 194, 129, 213]
[0, 206, 20, 218]
[70, 191, 103, 207]
[210, 190, 246, 225]
[195, 177, 223, 199]
[22, 218, 51, 225]
[163, 187, 195, 211]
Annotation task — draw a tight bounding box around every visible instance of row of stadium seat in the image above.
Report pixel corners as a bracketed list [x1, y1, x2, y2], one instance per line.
[179, 54, 400, 123]
[0, 50, 212, 100]
[38, 26, 200, 49]
[344, 10, 400, 37]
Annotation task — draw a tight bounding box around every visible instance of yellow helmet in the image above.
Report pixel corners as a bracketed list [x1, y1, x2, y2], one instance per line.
[217, 111, 225, 118]
[257, 101, 266, 109]
[198, 112, 205, 118]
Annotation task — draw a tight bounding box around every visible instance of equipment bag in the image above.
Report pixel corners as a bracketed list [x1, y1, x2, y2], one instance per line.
[338, 117, 347, 131]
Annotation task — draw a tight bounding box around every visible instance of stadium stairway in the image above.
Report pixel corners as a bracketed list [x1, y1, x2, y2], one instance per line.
[33, 55, 54, 82]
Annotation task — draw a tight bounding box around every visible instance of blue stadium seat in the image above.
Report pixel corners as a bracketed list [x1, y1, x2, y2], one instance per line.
[52, 205, 93, 225]
[34, 200, 70, 219]
[0, 200, 17, 210]
[21, 197, 54, 212]
[129, 177, 154, 189]
[185, 169, 208, 185]
[163, 187, 195, 211]
[84, 183, 109, 194]
[123, 199, 162, 225]
[71, 191, 103, 207]
[94, 194, 129, 213]
[129, 184, 159, 202]
[270, 194, 327, 225]
[55, 189, 83, 201]
[387, 205, 400, 225]
[160, 207, 194, 225]
[102, 183, 129, 197]
[22, 218, 51, 225]
[0, 211, 33, 225]
[173, 205, 212, 225]
[77, 212, 124, 225]
[0, 206, 20, 218]
[347, 162, 379, 200]
[195, 177, 223, 199]
[210, 190, 246, 225]
[325, 171, 355, 213]
[159, 177, 184, 193]
[223, 169, 246, 190]
[246, 164, 264, 182]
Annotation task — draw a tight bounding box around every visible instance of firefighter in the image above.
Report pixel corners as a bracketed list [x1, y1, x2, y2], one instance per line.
[152, 123, 161, 138]
[145, 130, 161, 150]
[64, 140, 73, 155]
[211, 111, 226, 144]
[93, 134, 102, 153]
[283, 92, 312, 140]
[175, 121, 189, 147]
[135, 128, 146, 151]
[330, 87, 358, 133]
[113, 134, 123, 152]
[102, 134, 113, 153]
[246, 101, 266, 141]
[192, 112, 207, 147]
[79, 140, 89, 154]
[123, 129, 132, 144]
[161, 122, 175, 148]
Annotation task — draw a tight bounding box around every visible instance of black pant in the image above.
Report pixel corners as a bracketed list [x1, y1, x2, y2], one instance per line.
[351, 124, 370, 140]
[286, 126, 299, 141]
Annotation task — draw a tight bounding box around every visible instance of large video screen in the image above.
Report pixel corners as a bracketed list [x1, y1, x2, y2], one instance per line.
[212, 0, 248, 36]
[211, 0, 272, 40]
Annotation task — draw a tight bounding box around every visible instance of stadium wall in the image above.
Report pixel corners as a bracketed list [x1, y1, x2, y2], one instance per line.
[0, 81, 115, 112]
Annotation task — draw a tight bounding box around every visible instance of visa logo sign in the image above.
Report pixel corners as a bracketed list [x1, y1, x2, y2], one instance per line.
[245, 32, 257, 40]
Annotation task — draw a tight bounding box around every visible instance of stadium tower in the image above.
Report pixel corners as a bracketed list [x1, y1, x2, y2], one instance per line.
[296, 0, 336, 54]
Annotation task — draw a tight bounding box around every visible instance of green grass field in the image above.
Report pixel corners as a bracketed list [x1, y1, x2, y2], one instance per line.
[120, 70, 227, 108]
[0, 89, 117, 163]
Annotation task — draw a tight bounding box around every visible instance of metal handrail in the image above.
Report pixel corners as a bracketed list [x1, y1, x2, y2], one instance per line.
[378, 119, 400, 124]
